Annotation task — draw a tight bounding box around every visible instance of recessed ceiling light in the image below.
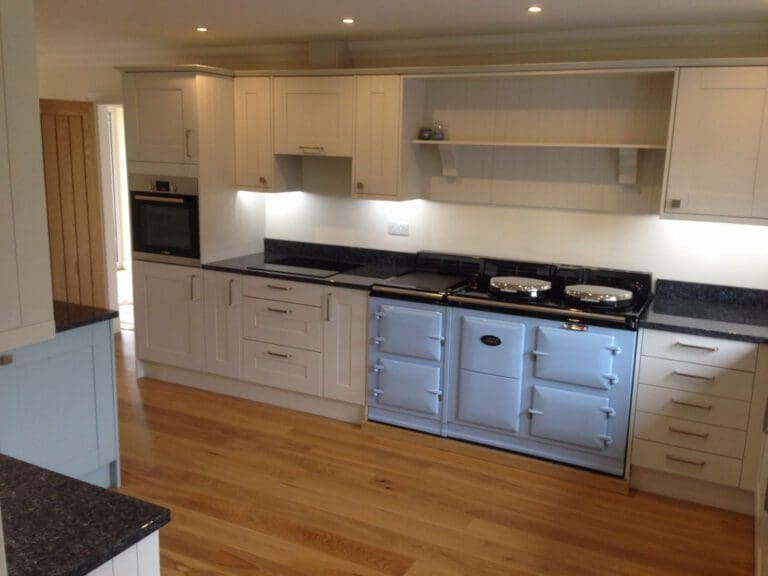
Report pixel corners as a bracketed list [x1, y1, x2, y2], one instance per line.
[196, 27, 208, 32]
[341, 17, 355, 24]
[527, 5, 542, 13]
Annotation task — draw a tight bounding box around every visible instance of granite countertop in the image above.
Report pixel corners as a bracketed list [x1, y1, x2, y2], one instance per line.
[54, 301, 119, 333]
[640, 280, 768, 343]
[0, 455, 170, 576]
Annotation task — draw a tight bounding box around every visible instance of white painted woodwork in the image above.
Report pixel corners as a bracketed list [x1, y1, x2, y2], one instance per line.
[85, 532, 160, 576]
[132, 260, 205, 371]
[234, 77, 274, 190]
[755, 352, 768, 574]
[642, 329, 758, 372]
[638, 356, 755, 401]
[203, 270, 241, 379]
[634, 412, 747, 458]
[240, 339, 322, 396]
[273, 76, 355, 157]
[123, 73, 198, 164]
[322, 287, 367, 405]
[240, 276, 325, 307]
[744, 344, 768, 491]
[665, 66, 768, 220]
[241, 296, 324, 351]
[353, 75, 403, 199]
[0, 0, 54, 352]
[636, 384, 751, 430]
[631, 438, 743, 487]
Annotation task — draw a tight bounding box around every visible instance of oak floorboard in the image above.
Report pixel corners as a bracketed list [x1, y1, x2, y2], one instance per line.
[114, 331, 753, 576]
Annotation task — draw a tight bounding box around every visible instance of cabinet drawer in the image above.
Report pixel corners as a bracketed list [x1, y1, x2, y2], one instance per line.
[638, 356, 754, 401]
[240, 340, 321, 396]
[241, 297, 323, 351]
[636, 384, 750, 429]
[240, 276, 325, 307]
[642, 330, 757, 372]
[631, 439, 742, 487]
[634, 412, 746, 458]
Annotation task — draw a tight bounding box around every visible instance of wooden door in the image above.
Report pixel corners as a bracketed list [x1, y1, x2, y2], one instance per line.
[234, 77, 273, 190]
[353, 75, 402, 199]
[40, 99, 107, 308]
[123, 72, 198, 164]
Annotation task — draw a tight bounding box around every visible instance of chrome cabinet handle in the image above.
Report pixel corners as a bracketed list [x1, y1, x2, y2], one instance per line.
[266, 307, 291, 314]
[266, 350, 291, 359]
[266, 284, 291, 291]
[259, 176, 268, 186]
[133, 195, 184, 204]
[763, 395, 768, 434]
[189, 275, 197, 301]
[673, 370, 715, 381]
[671, 398, 713, 410]
[676, 340, 719, 352]
[299, 145, 325, 154]
[668, 426, 710, 439]
[0, 355, 13, 366]
[666, 454, 706, 467]
[185, 129, 193, 158]
[326, 293, 332, 321]
[228, 279, 235, 307]
[356, 182, 364, 191]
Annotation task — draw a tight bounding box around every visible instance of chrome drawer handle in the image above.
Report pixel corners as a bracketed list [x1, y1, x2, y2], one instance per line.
[299, 145, 325, 154]
[675, 340, 719, 352]
[266, 307, 292, 314]
[671, 398, 713, 411]
[665, 454, 706, 467]
[266, 284, 292, 291]
[266, 350, 292, 359]
[673, 370, 715, 381]
[228, 279, 236, 307]
[668, 426, 710, 439]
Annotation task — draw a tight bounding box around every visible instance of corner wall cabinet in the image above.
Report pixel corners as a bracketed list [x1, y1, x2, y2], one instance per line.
[664, 66, 768, 221]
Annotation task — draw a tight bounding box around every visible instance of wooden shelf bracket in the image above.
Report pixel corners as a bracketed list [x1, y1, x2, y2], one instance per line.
[618, 148, 639, 185]
[437, 144, 459, 177]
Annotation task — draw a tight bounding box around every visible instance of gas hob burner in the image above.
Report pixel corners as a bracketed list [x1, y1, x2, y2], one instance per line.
[564, 284, 634, 309]
[490, 276, 552, 301]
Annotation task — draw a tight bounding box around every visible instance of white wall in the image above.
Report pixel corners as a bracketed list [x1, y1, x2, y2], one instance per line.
[264, 193, 768, 289]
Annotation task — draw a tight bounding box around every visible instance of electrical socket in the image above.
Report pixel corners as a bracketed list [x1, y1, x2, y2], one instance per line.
[387, 221, 409, 236]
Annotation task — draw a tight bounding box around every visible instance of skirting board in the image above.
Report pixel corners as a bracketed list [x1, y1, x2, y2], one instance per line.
[138, 360, 365, 424]
[631, 466, 754, 515]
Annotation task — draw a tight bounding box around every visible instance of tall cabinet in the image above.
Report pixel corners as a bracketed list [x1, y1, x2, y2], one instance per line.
[0, 0, 54, 353]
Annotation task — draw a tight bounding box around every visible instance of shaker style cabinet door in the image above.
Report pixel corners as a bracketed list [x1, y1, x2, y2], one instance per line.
[123, 72, 199, 164]
[273, 76, 355, 157]
[133, 260, 205, 371]
[234, 77, 274, 189]
[353, 75, 402, 198]
[203, 270, 241, 379]
[322, 288, 367, 405]
[665, 67, 768, 218]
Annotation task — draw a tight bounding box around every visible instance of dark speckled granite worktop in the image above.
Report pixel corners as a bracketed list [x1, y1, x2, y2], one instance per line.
[0, 455, 170, 576]
[641, 280, 768, 343]
[54, 301, 119, 333]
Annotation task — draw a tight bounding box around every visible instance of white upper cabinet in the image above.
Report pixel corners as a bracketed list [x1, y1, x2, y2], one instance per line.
[665, 67, 768, 221]
[273, 76, 355, 157]
[124, 72, 199, 164]
[234, 77, 273, 190]
[353, 75, 403, 199]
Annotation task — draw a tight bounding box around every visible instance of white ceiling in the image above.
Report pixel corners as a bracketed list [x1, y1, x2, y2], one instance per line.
[35, 0, 768, 54]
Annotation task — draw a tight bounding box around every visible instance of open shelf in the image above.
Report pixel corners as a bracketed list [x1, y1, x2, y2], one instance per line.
[411, 139, 667, 150]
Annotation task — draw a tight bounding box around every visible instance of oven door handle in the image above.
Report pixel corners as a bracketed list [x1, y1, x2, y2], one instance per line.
[133, 195, 185, 204]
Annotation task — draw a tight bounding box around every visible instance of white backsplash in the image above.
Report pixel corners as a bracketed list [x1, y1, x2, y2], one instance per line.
[263, 192, 768, 290]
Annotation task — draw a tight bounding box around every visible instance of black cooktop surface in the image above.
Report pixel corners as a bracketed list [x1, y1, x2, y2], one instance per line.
[375, 271, 467, 293]
[247, 256, 360, 278]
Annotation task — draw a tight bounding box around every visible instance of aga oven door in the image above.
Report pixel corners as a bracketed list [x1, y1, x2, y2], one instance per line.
[131, 191, 200, 265]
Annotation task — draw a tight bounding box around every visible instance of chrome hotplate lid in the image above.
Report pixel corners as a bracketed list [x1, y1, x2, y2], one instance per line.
[565, 284, 634, 304]
[490, 276, 551, 295]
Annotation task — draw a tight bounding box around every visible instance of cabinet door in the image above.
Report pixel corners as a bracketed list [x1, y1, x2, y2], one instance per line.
[133, 260, 205, 371]
[203, 270, 241, 379]
[234, 77, 273, 189]
[273, 76, 355, 157]
[123, 72, 198, 164]
[666, 67, 768, 217]
[353, 76, 401, 198]
[323, 288, 367, 405]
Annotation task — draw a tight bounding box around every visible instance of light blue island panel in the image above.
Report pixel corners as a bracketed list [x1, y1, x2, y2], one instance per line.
[0, 320, 119, 488]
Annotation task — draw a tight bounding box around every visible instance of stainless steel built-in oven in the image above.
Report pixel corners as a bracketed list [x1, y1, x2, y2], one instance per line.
[130, 174, 200, 266]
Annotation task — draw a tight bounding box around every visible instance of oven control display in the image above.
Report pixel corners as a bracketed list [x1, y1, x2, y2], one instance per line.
[155, 180, 171, 192]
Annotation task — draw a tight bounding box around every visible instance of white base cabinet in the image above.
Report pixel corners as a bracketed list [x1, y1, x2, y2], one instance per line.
[203, 270, 241, 379]
[133, 261, 205, 372]
[87, 532, 160, 576]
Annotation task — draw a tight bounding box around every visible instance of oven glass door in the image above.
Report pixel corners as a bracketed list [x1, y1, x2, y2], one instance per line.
[131, 192, 199, 260]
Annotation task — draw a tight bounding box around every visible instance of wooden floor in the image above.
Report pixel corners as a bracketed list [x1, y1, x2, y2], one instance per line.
[115, 331, 754, 576]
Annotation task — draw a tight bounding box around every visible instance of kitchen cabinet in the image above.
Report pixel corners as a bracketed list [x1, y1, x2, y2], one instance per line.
[234, 77, 302, 192]
[664, 66, 768, 221]
[203, 270, 241, 379]
[133, 260, 205, 371]
[323, 287, 367, 404]
[123, 73, 198, 164]
[631, 329, 760, 490]
[0, 320, 118, 488]
[353, 75, 403, 199]
[273, 76, 355, 157]
[0, 0, 54, 352]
